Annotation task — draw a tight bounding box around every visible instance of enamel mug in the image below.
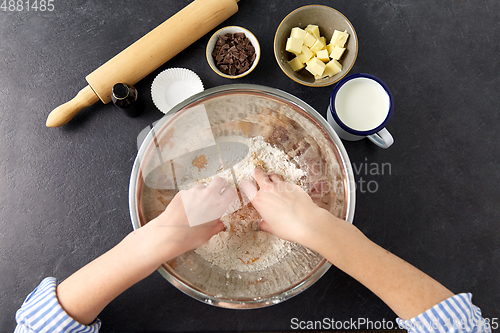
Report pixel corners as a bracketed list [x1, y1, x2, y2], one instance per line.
[327, 73, 394, 148]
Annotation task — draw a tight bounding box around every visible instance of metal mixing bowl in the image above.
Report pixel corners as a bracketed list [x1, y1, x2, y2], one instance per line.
[129, 84, 355, 309]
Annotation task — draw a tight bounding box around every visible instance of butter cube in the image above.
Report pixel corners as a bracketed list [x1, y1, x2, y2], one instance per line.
[330, 46, 346, 60]
[297, 45, 314, 63]
[288, 57, 305, 71]
[330, 30, 349, 47]
[303, 32, 317, 48]
[305, 24, 320, 38]
[316, 49, 330, 62]
[319, 36, 327, 46]
[290, 27, 307, 40]
[286, 37, 303, 55]
[323, 59, 342, 77]
[310, 39, 326, 54]
[305, 57, 326, 77]
[326, 43, 335, 55]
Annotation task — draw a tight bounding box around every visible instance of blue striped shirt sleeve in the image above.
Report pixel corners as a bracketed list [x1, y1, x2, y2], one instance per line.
[15, 277, 101, 333]
[396, 293, 491, 333]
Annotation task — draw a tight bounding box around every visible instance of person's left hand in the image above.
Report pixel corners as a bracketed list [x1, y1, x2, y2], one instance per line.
[145, 177, 236, 261]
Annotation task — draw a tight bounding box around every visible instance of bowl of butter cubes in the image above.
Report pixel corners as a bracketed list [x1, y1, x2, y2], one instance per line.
[274, 5, 358, 87]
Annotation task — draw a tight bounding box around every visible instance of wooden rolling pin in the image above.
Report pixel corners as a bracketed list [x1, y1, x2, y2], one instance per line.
[46, 0, 239, 127]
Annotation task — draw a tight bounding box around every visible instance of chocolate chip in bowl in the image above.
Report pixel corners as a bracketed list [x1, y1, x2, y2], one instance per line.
[207, 26, 260, 79]
[212, 33, 256, 76]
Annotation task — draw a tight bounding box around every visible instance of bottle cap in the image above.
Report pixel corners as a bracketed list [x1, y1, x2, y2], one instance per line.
[112, 83, 130, 100]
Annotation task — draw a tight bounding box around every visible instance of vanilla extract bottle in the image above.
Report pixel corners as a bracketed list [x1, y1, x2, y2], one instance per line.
[111, 83, 142, 117]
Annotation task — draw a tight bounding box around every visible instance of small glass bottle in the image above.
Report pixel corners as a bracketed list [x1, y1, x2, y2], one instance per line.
[111, 83, 142, 117]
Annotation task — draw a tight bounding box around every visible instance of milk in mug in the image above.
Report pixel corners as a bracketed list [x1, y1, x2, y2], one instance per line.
[334, 77, 390, 131]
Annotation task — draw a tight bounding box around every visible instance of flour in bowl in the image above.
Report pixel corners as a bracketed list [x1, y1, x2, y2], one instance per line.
[194, 136, 306, 272]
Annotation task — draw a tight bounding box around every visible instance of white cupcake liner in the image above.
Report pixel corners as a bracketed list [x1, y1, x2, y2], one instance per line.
[151, 68, 204, 114]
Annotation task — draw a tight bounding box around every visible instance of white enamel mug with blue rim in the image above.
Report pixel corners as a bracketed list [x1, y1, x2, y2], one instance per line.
[327, 73, 394, 148]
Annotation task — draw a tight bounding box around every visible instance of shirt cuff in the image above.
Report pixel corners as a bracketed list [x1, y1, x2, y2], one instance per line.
[15, 277, 101, 333]
[396, 293, 491, 333]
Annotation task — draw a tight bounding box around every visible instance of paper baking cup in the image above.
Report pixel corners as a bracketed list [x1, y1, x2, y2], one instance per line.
[151, 68, 204, 114]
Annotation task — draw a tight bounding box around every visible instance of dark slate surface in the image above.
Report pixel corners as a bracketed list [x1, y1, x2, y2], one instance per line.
[1, 0, 499, 332]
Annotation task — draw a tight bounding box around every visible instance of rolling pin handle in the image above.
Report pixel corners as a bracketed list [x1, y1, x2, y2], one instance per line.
[46, 86, 100, 127]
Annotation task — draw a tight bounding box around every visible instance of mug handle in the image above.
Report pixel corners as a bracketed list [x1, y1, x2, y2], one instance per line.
[367, 128, 394, 149]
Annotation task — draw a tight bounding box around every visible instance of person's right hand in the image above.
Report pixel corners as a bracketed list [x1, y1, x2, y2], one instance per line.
[239, 168, 327, 246]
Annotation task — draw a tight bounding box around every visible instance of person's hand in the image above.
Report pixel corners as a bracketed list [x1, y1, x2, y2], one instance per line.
[239, 168, 325, 246]
[146, 177, 236, 261]
[180, 177, 238, 227]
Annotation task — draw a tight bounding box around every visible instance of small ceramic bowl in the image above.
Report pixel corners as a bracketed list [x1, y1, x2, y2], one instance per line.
[274, 5, 358, 87]
[206, 26, 260, 79]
